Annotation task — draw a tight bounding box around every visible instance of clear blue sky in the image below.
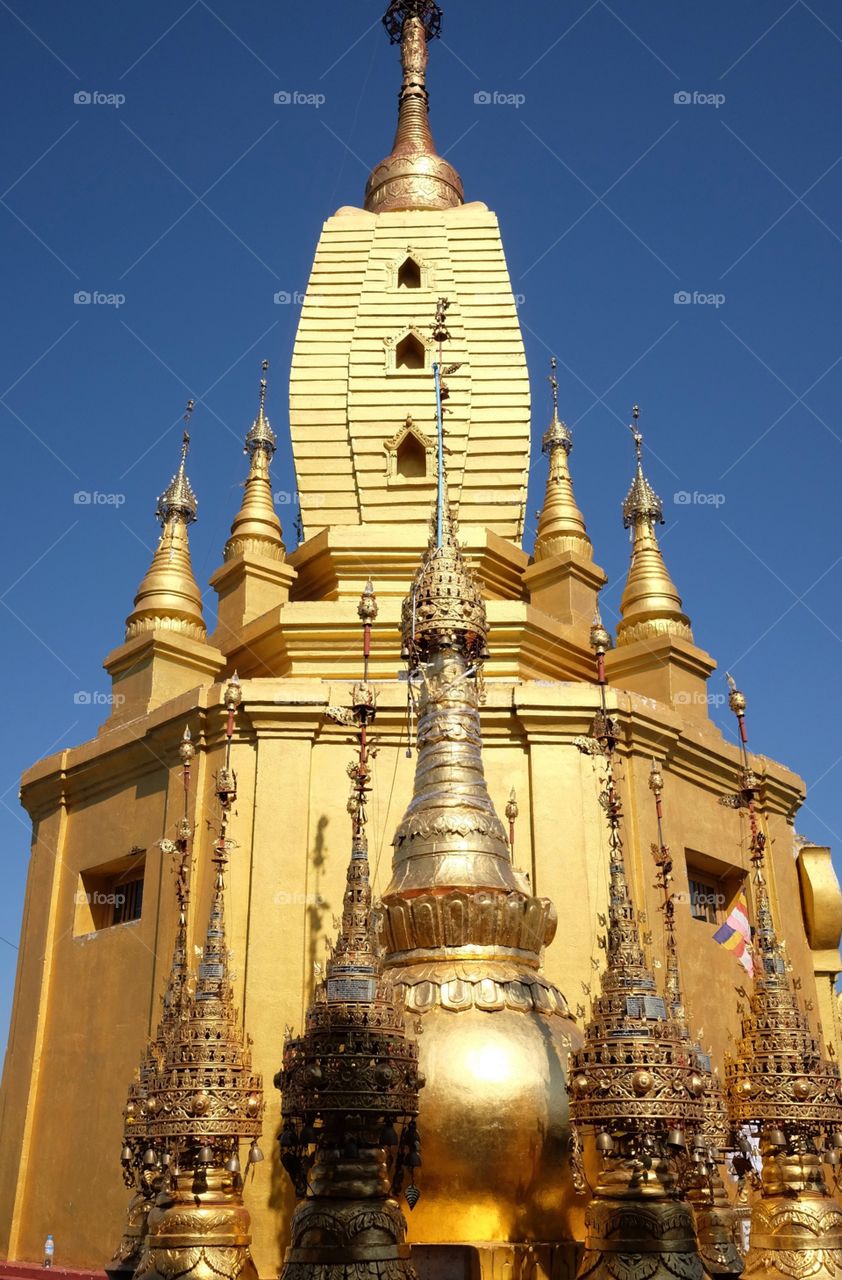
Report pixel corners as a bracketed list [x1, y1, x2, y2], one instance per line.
[2, 0, 841, 1058]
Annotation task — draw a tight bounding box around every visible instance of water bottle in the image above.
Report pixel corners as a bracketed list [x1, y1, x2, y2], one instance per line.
[43, 1235, 54, 1269]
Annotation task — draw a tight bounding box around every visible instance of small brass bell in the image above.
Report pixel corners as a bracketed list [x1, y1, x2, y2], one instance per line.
[832, 1132, 842, 1148]
[121, 1145, 133, 1164]
[248, 1140, 264, 1164]
[765, 1128, 787, 1149]
[142, 1148, 157, 1167]
[197, 1146, 214, 1165]
[226, 1152, 241, 1174]
[381, 1124, 399, 1147]
[667, 1129, 686, 1149]
[596, 1131, 614, 1153]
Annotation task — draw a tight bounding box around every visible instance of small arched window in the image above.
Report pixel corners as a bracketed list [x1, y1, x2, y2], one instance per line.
[397, 256, 422, 289]
[396, 431, 427, 479]
[395, 332, 425, 370]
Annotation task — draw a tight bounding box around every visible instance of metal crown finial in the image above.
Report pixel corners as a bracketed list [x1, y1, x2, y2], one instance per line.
[549, 357, 559, 415]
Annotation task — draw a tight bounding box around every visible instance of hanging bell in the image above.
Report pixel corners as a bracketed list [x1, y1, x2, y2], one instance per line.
[666, 1129, 686, 1149]
[142, 1147, 157, 1167]
[161, 1152, 172, 1167]
[693, 1134, 708, 1151]
[226, 1151, 241, 1174]
[832, 1132, 842, 1148]
[197, 1146, 214, 1165]
[381, 1124, 399, 1147]
[828, 1149, 841, 1166]
[595, 1131, 614, 1153]
[248, 1140, 264, 1165]
[121, 1145, 133, 1164]
[765, 1128, 787, 1149]
[407, 1150, 422, 1168]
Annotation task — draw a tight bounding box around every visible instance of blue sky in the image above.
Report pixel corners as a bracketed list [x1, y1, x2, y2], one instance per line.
[2, 0, 842, 1058]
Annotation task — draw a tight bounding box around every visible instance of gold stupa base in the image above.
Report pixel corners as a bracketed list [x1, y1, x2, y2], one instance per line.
[686, 1170, 744, 1277]
[105, 1189, 155, 1280]
[134, 1169, 258, 1280]
[744, 1191, 842, 1280]
[578, 1163, 707, 1280]
[281, 1195, 416, 1280]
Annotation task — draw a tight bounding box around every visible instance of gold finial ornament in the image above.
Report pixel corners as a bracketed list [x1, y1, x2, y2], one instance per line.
[380, 338, 581, 1246]
[649, 760, 744, 1277]
[133, 690, 265, 1280]
[365, 0, 464, 213]
[617, 407, 692, 647]
[107, 729, 197, 1280]
[568, 640, 708, 1280]
[125, 412, 207, 641]
[277, 589, 424, 1280]
[534, 357, 593, 561]
[224, 361, 285, 563]
[723, 681, 842, 1280]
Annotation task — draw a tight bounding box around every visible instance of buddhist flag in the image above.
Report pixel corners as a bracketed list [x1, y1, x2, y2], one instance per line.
[713, 888, 754, 976]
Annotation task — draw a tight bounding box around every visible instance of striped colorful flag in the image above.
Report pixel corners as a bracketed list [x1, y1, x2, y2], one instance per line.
[713, 888, 754, 976]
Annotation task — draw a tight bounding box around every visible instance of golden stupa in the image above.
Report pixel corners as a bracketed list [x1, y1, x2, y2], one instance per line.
[1, 3, 841, 1280]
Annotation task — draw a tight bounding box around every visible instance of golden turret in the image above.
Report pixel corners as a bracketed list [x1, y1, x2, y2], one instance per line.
[534, 358, 592, 561]
[107, 726, 197, 1280]
[365, 0, 463, 213]
[722, 678, 842, 1280]
[125, 407, 206, 642]
[277, 584, 423, 1280]
[649, 759, 744, 1279]
[224, 361, 284, 563]
[568, 627, 707, 1280]
[616, 408, 692, 648]
[380, 303, 580, 1261]
[134, 676, 265, 1280]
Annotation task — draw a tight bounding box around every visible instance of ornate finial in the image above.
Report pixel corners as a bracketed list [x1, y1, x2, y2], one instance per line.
[542, 356, 573, 456]
[244, 359, 277, 459]
[506, 787, 518, 850]
[622, 407, 662, 529]
[589, 610, 612, 657]
[156, 426, 198, 526]
[365, 0, 463, 213]
[549, 356, 559, 414]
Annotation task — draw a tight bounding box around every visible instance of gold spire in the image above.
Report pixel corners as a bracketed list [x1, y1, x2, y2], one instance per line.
[534, 357, 593, 561]
[110, 725, 197, 1277]
[617, 407, 692, 647]
[224, 361, 285, 563]
[649, 759, 745, 1278]
[722, 678, 842, 1280]
[277, 585, 424, 1278]
[135, 676, 264, 1280]
[125, 405, 206, 642]
[568, 635, 707, 1280]
[365, 0, 464, 214]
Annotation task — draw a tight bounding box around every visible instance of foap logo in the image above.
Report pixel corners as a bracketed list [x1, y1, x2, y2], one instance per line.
[674, 691, 728, 708]
[474, 90, 526, 109]
[73, 490, 126, 507]
[74, 90, 126, 108]
[674, 290, 726, 309]
[273, 90, 325, 108]
[674, 90, 725, 109]
[673, 490, 726, 508]
[274, 290, 306, 305]
[472, 291, 525, 307]
[274, 489, 325, 508]
[274, 890, 326, 907]
[74, 290, 126, 308]
[73, 691, 125, 706]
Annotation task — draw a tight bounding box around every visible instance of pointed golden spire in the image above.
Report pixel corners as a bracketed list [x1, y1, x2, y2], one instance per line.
[365, 0, 464, 213]
[125, 404, 206, 641]
[224, 360, 285, 563]
[617, 407, 692, 647]
[534, 357, 593, 561]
